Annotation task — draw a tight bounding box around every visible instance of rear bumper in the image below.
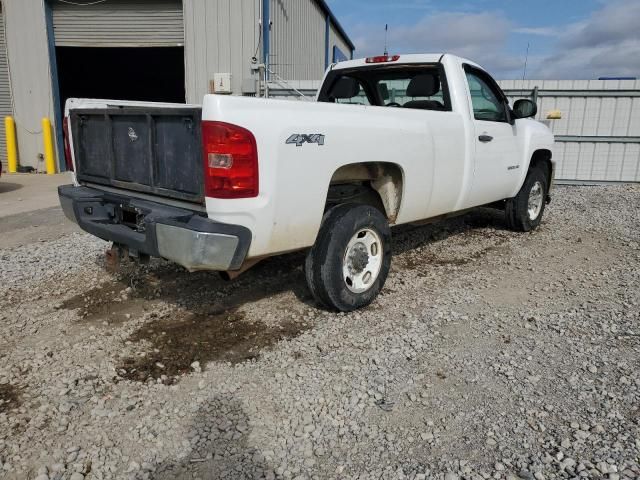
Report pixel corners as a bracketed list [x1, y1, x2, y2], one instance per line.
[59, 185, 251, 271]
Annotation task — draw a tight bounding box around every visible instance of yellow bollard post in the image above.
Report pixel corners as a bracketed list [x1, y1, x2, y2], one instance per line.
[5, 116, 18, 173]
[41, 117, 56, 175]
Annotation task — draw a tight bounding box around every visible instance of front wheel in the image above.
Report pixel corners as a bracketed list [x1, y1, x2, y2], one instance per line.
[305, 204, 392, 312]
[505, 166, 549, 232]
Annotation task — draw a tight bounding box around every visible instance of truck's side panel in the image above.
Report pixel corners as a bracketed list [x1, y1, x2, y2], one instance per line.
[201, 94, 468, 258]
[440, 56, 478, 211]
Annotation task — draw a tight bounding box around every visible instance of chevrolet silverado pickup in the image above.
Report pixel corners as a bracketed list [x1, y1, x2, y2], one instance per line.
[59, 53, 555, 311]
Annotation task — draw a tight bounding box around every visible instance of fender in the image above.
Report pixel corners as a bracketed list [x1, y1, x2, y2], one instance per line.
[509, 118, 555, 197]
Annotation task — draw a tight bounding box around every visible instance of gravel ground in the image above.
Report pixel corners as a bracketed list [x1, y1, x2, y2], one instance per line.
[0, 185, 639, 480]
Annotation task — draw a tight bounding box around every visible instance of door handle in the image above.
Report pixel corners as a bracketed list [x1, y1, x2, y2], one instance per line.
[479, 134, 493, 143]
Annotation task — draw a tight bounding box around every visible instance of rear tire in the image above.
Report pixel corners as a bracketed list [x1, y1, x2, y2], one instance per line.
[505, 166, 548, 232]
[305, 204, 391, 312]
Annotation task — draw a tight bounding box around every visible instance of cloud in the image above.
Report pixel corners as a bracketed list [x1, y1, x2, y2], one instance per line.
[512, 27, 559, 37]
[560, 0, 640, 49]
[351, 11, 524, 78]
[532, 0, 640, 78]
[346, 0, 640, 79]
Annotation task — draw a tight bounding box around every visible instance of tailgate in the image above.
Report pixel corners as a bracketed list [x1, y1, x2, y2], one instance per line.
[70, 106, 204, 204]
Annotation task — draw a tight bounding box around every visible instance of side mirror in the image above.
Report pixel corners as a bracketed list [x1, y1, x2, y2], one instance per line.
[513, 99, 537, 119]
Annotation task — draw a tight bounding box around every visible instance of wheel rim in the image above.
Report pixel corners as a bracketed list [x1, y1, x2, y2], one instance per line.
[527, 181, 544, 221]
[343, 228, 383, 294]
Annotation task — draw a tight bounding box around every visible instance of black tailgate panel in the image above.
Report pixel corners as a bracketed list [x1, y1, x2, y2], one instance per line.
[112, 115, 152, 185]
[71, 107, 204, 204]
[155, 115, 203, 196]
[75, 115, 111, 179]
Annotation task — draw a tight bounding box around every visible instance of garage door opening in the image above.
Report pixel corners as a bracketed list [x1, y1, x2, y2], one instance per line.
[55, 46, 186, 108]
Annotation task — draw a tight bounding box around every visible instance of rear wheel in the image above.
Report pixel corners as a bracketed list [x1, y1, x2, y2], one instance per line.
[505, 166, 549, 232]
[305, 204, 391, 312]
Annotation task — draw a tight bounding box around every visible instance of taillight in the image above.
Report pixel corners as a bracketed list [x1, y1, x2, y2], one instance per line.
[62, 116, 74, 171]
[365, 55, 400, 64]
[201, 121, 259, 199]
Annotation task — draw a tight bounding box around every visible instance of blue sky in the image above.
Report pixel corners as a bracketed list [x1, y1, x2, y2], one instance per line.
[326, 0, 640, 79]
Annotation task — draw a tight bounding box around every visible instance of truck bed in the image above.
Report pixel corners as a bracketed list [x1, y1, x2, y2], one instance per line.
[69, 105, 204, 204]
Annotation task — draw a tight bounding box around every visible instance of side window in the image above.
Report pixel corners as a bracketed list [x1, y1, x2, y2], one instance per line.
[465, 70, 507, 122]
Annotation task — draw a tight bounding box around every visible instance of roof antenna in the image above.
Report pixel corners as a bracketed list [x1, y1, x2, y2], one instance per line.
[522, 41, 530, 82]
[383, 24, 389, 56]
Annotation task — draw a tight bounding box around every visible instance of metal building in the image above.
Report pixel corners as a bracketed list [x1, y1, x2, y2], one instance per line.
[0, 3, 11, 172]
[0, 0, 354, 172]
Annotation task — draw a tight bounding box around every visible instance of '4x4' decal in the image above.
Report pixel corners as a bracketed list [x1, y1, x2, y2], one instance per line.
[286, 134, 325, 147]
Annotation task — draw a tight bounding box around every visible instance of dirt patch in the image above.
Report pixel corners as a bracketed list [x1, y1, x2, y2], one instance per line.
[0, 384, 20, 413]
[61, 276, 162, 325]
[117, 309, 308, 384]
[398, 239, 509, 271]
[399, 253, 469, 270]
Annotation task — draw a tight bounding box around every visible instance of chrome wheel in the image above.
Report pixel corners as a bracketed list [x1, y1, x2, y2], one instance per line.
[527, 181, 544, 220]
[343, 228, 383, 294]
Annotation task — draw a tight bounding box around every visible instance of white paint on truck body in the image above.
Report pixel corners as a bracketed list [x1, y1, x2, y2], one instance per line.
[65, 53, 554, 261]
[200, 54, 554, 258]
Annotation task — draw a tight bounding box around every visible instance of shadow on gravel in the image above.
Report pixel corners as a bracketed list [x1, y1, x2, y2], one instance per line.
[63, 250, 315, 322]
[0, 384, 21, 413]
[392, 207, 512, 269]
[152, 395, 271, 479]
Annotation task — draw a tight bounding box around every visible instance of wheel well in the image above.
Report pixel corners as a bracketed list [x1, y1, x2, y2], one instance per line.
[529, 149, 553, 184]
[326, 162, 404, 223]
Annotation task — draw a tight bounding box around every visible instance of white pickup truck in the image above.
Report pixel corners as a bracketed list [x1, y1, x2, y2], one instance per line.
[59, 53, 554, 311]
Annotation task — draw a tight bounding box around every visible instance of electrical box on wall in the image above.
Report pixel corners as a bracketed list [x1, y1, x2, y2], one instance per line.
[210, 73, 232, 94]
[241, 78, 257, 94]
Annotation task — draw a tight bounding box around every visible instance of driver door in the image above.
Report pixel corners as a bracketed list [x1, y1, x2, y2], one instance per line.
[465, 67, 520, 207]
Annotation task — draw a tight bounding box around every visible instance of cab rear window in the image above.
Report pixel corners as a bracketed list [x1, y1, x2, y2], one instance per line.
[318, 64, 451, 112]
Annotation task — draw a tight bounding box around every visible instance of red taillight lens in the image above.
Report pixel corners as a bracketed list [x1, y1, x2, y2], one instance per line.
[365, 55, 400, 64]
[201, 121, 259, 199]
[62, 116, 74, 171]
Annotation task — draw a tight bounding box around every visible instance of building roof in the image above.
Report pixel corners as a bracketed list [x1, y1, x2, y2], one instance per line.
[315, 0, 356, 52]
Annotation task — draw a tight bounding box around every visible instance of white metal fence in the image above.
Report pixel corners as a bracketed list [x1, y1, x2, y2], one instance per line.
[500, 80, 640, 183]
[267, 79, 640, 183]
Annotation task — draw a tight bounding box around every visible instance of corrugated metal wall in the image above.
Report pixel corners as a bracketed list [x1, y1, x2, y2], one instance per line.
[183, 0, 259, 102]
[270, 0, 325, 81]
[184, 0, 352, 99]
[500, 80, 640, 182]
[0, 4, 13, 172]
[51, 0, 184, 47]
[2, 0, 54, 171]
[329, 22, 350, 62]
